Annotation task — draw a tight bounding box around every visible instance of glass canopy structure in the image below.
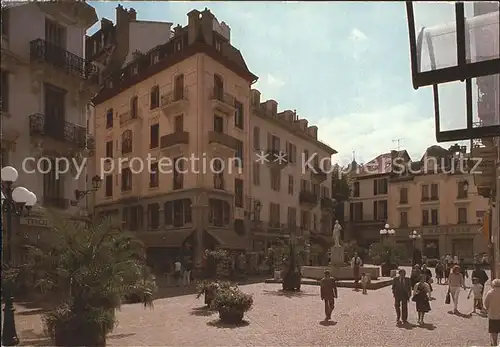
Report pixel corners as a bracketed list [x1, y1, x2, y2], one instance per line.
[406, 2, 500, 142]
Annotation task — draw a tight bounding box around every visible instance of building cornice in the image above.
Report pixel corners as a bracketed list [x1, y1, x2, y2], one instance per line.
[252, 108, 336, 155]
[93, 42, 258, 105]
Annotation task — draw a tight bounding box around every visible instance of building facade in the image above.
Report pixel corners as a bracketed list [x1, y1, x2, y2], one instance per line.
[1, 2, 99, 249]
[249, 90, 336, 262]
[344, 146, 490, 262]
[91, 8, 258, 271]
[344, 151, 410, 246]
[388, 169, 489, 260]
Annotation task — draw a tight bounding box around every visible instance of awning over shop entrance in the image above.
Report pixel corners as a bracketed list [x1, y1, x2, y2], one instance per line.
[136, 230, 194, 248]
[205, 229, 249, 251]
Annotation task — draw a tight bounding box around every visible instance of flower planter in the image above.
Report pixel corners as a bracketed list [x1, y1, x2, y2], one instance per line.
[218, 308, 244, 324]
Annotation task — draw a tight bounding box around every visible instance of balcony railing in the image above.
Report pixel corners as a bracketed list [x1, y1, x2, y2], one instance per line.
[208, 131, 238, 150]
[30, 39, 99, 83]
[161, 87, 189, 107]
[29, 113, 86, 147]
[320, 197, 336, 211]
[160, 131, 189, 149]
[119, 111, 139, 125]
[43, 196, 70, 209]
[210, 90, 236, 114]
[299, 190, 318, 206]
[311, 166, 327, 183]
[267, 222, 286, 234]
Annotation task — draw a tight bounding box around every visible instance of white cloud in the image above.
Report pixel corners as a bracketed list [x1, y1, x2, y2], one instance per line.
[348, 28, 368, 42]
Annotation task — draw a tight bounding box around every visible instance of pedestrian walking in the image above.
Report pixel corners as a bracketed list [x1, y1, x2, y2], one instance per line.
[471, 264, 489, 296]
[467, 277, 484, 313]
[421, 264, 433, 298]
[484, 279, 500, 346]
[360, 273, 369, 294]
[435, 260, 444, 284]
[412, 275, 431, 325]
[448, 265, 466, 313]
[392, 269, 412, 325]
[410, 265, 421, 289]
[173, 259, 182, 286]
[351, 252, 362, 291]
[320, 270, 338, 321]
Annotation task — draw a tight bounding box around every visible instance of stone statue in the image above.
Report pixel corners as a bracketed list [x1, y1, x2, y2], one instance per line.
[332, 220, 342, 247]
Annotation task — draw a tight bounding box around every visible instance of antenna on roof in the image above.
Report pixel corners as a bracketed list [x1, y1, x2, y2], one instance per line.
[392, 138, 403, 151]
[352, 150, 355, 162]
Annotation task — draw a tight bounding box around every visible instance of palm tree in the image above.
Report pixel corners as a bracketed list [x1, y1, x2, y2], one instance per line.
[19, 212, 156, 346]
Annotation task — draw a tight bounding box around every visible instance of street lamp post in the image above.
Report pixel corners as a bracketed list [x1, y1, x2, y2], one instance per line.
[409, 230, 422, 266]
[74, 175, 102, 202]
[1, 166, 38, 346]
[379, 223, 396, 242]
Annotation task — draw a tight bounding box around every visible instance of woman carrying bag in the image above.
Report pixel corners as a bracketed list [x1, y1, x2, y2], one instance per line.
[413, 275, 431, 325]
[448, 265, 466, 313]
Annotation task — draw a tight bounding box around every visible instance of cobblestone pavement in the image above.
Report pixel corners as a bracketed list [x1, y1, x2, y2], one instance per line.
[15, 267, 493, 346]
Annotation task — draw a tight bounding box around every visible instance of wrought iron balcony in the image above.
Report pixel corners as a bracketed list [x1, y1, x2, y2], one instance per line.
[29, 113, 86, 148]
[265, 149, 288, 170]
[160, 131, 189, 149]
[311, 165, 327, 183]
[43, 196, 70, 209]
[30, 39, 99, 83]
[320, 197, 336, 211]
[299, 190, 318, 207]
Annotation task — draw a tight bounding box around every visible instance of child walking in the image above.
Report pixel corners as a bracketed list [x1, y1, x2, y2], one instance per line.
[360, 273, 369, 294]
[467, 277, 484, 313]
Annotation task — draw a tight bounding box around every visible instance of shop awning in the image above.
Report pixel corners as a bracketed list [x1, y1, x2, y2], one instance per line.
[136, 230, 194, 248]
[205, 230, 249, 250]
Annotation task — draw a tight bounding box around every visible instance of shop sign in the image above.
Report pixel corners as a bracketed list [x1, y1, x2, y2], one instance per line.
[422, 225, 479, 234]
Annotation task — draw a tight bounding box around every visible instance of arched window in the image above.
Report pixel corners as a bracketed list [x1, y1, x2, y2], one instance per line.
[121, 129, 133, 154]
[213, 74, 223, 100]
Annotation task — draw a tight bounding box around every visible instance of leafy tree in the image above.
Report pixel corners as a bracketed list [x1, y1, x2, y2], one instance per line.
[19, 212, 157, 346]
[331, 164, 351, 202]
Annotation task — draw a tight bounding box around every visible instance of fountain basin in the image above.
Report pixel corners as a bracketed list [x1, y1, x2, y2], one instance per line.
[301, 265, 380, 280]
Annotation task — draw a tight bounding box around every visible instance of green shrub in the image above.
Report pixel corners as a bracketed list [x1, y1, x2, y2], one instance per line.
[210, 287, 253, 313]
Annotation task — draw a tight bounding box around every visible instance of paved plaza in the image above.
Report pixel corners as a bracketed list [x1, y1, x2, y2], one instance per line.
[16, 268, 493, 346]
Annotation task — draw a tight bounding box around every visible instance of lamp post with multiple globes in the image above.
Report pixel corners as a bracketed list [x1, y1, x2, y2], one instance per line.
[1, 166, 38, 346]
[379, 223, 396, 242]
[409, 230, 422, 266]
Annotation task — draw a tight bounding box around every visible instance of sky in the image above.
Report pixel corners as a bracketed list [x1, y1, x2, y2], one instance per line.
[88, 1, 484, 165]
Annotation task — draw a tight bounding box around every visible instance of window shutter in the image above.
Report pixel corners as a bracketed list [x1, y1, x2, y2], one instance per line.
[373, 180, 378, 195]
[267, 132, 272, 150]
[373, 201, 378, 220]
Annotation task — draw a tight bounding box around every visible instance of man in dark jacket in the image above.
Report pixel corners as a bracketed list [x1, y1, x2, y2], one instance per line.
[471, 265, 489, 295]
[392, 269, 412, 325]
[320, 270, 338, 321]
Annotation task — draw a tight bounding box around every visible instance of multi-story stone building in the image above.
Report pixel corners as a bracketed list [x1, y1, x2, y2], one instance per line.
[344, 150, 411, 246]
[388, 150, 490, 260]
[249, 90, 336, 262]
[91, 8, 258, 270]
[1, 2, 99, 247]
[344, 145, 490, 261]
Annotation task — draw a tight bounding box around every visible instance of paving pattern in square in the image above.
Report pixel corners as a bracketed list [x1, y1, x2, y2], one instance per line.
[15, 268, 493, 346]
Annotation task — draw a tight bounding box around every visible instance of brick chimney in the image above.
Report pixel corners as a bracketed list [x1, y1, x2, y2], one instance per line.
[173, 24, 183, 36]
[128, 8, 137, 21]
[116, 4, 129, 27]
[200, 7, 214, 45]
[187, 10, 201, 45]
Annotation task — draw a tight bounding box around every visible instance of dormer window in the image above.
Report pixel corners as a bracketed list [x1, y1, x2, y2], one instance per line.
[175, 40, 182, 52]
[131, 65, 138, 75]
[215, 39, 221, 52]
[93, 40, 97, 54]
[107, 79, 113, 89]
[151, 51, 159, 64]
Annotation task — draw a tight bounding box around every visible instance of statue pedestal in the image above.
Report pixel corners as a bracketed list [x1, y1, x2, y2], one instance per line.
[329, 246, 345, 266]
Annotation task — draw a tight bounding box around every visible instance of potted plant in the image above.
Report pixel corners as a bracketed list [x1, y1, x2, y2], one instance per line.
[210, 286, 253, 324]
[21, 214, 157, 346]
[196, 280, 234, 306]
